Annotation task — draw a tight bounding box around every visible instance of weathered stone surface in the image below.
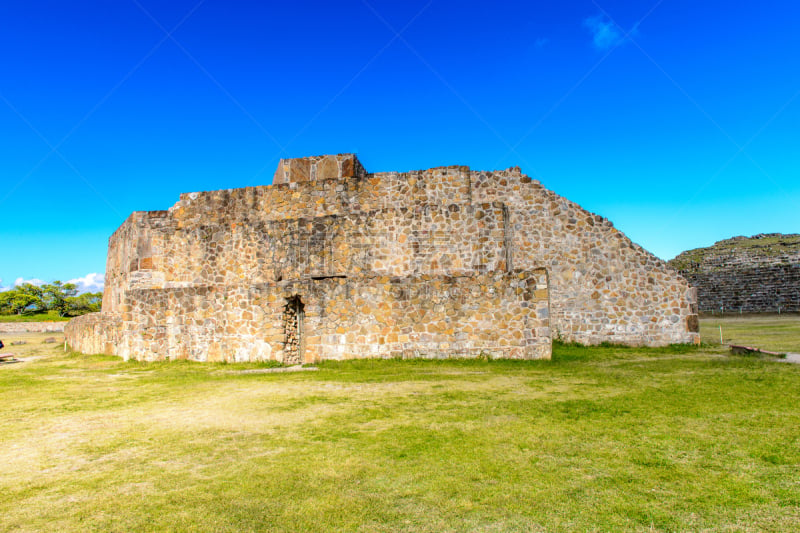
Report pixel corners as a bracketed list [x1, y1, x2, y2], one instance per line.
[272, 154, 365, 185]
[65, 154, 699, 362]
[0, 322, 66, 333]
[669, 233, 800, 313]
[72, 271, 550, 363]
[273, 158, 310, 185]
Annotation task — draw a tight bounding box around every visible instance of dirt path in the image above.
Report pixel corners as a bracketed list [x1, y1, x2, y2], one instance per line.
[781, 353, 800, 364]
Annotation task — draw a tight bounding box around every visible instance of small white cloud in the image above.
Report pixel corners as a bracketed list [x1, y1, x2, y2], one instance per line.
[0, 279, 9, 292]
[14, 277, 45, 287]
[67, 273, 105, 294]
[584, 14, 623, 50]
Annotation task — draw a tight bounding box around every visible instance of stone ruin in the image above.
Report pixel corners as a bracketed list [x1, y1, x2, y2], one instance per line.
[669, 233, 800, 313]
[65, 154, 699, 363]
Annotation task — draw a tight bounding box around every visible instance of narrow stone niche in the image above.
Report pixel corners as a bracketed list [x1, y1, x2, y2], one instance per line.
[283, 296, 305, 365]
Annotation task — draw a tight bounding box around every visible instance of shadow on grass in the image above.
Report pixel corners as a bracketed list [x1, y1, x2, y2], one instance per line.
[551, 340, 702, 363]
[57, 351, 286, 384]
[53, 343, 707, 385]
[314, 342, 705, 378]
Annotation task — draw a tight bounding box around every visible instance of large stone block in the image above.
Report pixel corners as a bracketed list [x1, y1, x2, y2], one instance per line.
[273, 154, 365, 185]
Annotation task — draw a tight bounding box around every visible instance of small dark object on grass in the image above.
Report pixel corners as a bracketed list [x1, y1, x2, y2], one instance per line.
[10, 340, 26, 346]
[730, 344, 785, 357]
[42, 337, 57, 344]
[0, 353, 19, 363]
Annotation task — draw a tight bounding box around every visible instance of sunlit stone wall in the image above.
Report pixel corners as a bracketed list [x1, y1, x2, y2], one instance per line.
[67, 153, 699, 362]
[69, 270, 551, 362]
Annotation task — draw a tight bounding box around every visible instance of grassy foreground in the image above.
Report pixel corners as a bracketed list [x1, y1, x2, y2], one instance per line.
[1, 325, 799, 532]
[700, 313, 800, 353]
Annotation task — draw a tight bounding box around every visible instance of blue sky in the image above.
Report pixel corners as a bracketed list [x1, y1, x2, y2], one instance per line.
[1, 0, 798, 291]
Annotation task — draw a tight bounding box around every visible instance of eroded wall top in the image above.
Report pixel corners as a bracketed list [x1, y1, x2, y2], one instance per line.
[272, 154, 367, 185]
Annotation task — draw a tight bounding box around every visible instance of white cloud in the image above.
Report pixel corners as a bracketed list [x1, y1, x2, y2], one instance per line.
[584, 15, 624, 50]
[14, 277, 45, 287]
[0, 274, 104, 293]
[67, 273, 105, 294]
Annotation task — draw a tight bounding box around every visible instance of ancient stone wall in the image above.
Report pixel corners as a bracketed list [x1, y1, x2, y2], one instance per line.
[161, 203, 507, 284]
[102, 199, 511, 310]
[0, 322, 66, 333]
[68, 270, 551, 362]
[65, 313, 121, 355]
[669, 234, 800, 313]
[467, 170, 697, 345]
[72, 153, 698, 362]
[687, 265, 800, 313]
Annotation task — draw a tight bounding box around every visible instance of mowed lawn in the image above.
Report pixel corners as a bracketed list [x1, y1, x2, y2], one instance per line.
[1, 320, 799, 532]
[700, 313, 800, 353]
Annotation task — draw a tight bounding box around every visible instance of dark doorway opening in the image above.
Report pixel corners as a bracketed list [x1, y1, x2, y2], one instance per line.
[283, 296, 305, 365]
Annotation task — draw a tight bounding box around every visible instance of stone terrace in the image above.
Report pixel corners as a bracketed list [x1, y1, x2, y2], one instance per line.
[66, 154, 699, 363]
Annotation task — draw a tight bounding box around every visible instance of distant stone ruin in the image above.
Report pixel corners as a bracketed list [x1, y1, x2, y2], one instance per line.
[65, 154, 699, 363]
[669, 233, 800, 313]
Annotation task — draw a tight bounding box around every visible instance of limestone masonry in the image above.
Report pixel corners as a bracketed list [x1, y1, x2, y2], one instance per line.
[66, 154, 699, 362]
[0, 322, 66, 334]
[668, 233, 800, 313]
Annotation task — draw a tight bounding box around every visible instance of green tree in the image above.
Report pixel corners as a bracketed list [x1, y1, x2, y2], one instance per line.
[17, 283, 45, 312]
[42, 281, 79, 317]
[68, 291, 103, 315]
[0, 283, 45, 315]
[0, 289, 38, 315]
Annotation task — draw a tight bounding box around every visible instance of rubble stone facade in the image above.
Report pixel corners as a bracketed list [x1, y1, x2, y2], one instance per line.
[66, 154, 699, 362]
[669, 233, 800, 313]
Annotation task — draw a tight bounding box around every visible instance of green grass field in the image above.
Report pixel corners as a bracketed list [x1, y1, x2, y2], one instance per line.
[0, 310, 70, 322]
[1, 317, 799, 532]
[700, 314, 800, 353]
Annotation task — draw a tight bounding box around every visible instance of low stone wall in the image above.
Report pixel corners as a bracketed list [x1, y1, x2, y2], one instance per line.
[65, 314, 121, 355]
[0, 322, 66, 333]
[69, 269, 551, 362]
[293, 269, 552, 361]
